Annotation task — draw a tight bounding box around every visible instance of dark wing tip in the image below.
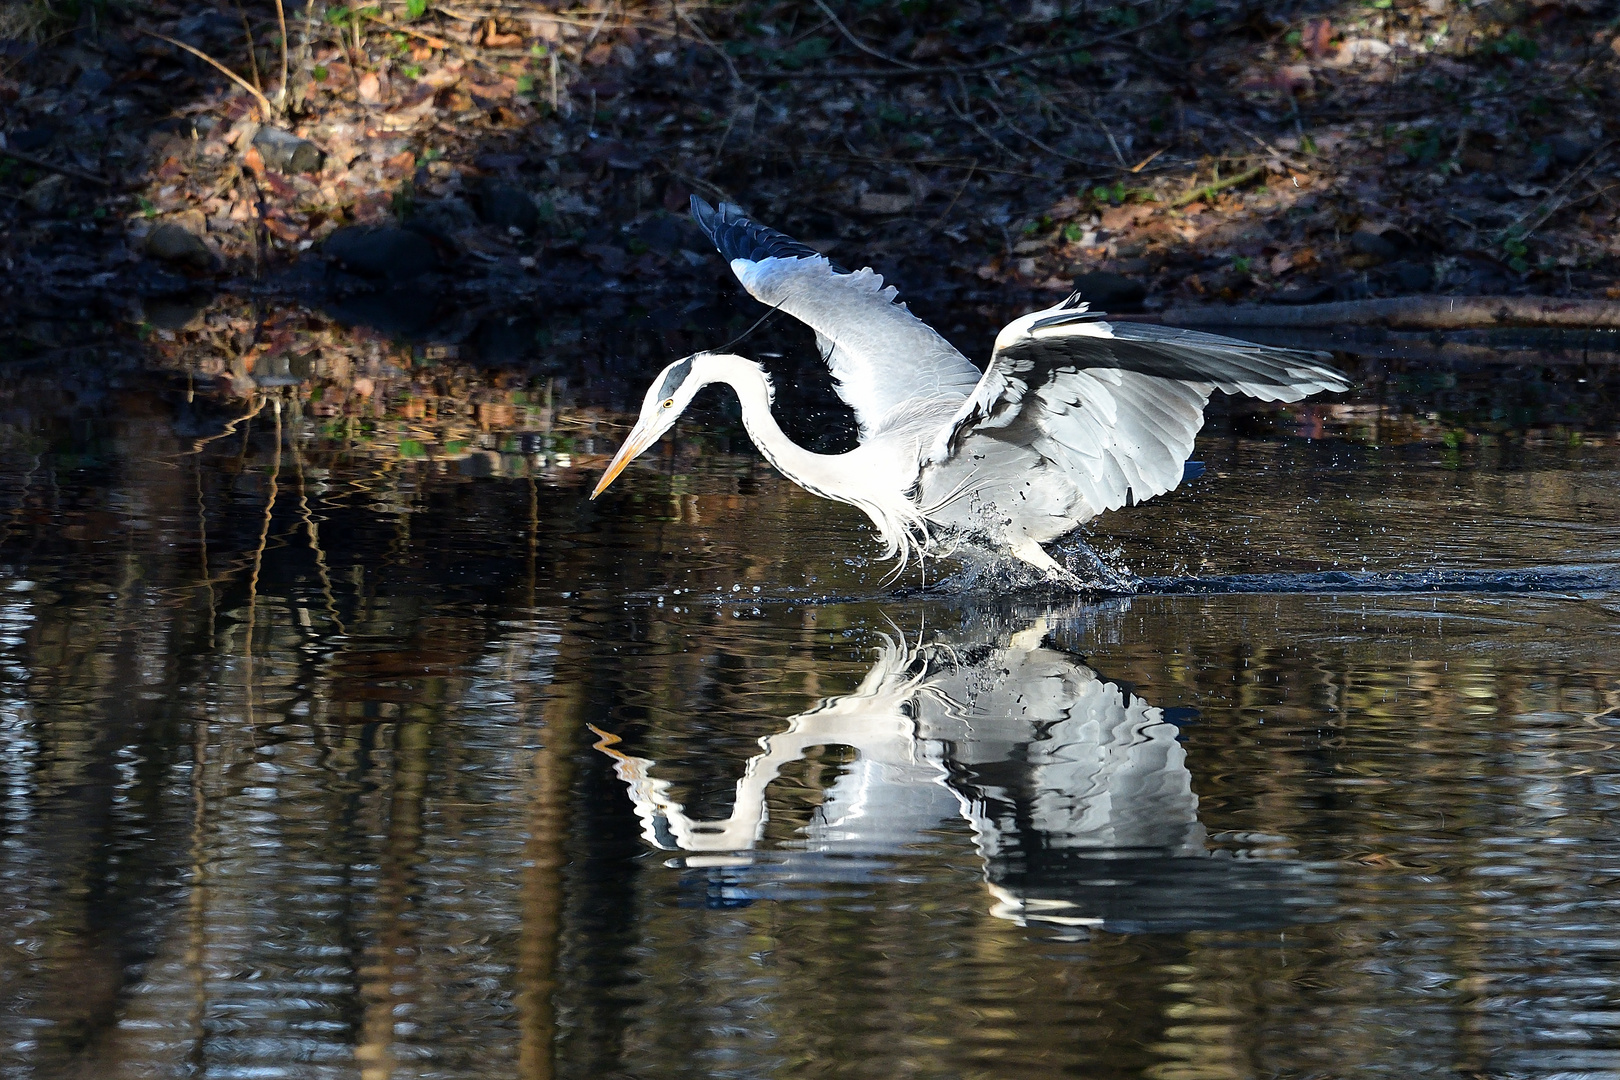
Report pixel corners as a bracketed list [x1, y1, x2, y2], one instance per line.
[689, 194, 721, 240]
[687, 195, 842, 269]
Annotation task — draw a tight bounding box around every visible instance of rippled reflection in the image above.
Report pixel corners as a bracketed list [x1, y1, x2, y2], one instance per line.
[1, 356, 1618, 1080]
[595, 612, 1319, 936]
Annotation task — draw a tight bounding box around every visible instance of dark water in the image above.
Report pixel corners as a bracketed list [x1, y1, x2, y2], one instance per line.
[2, 338, 1619, 1080]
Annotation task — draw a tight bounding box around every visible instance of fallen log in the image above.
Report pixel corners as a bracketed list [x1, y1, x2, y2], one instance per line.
[1177, 325, 1620, 365]
[1144, 296, 1620, 331]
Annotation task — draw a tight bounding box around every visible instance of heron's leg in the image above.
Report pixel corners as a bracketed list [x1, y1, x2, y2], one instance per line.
[1009, 538, 1086, 587]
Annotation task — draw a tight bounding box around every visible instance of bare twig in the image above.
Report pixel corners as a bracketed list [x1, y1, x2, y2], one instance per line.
[1170, 165, 1263, 208]
[232, 0, 263, 92]
[0, 145, 111, 186]
[1150, 296, 1620, 331]
[1216, 116, 1309, 172]
[928, 161, 976, 229]
[273, 0, 289, 107]
[1128, 146, 1166, 173]
[1500, 141, 1615, 247]
[141, 30, 274, 119]
[947, 76, 1025, 164]
[675, 4, 741, 88]
[739, 8, 1176, 80]
[388, 21, 452, 49]
[811, 0, 918, 69]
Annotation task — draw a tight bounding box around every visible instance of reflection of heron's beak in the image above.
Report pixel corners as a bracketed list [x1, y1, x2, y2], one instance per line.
[590, 425, 660, 499]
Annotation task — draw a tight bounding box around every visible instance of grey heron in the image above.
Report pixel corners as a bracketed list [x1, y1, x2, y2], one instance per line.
[592, 197, 1349, 585]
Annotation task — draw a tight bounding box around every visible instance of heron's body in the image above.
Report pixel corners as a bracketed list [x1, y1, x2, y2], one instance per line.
[592, 199, 1350, 585]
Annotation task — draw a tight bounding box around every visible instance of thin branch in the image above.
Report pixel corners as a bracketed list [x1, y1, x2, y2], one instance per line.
[928, 161, 977, 229]
[1170, 165, 1263, 208]
[675, 4, 741, 88]
[810, 0, 919, 70]
[947, 76, 1025, 164]
[273, 0, 289, 107]
[739, 8, 1177, 81]
[141, 30, 274, 119]
[0, 145, 110, 186]
[1215, 116, 1309, 172]
[232, 0, 262, 92]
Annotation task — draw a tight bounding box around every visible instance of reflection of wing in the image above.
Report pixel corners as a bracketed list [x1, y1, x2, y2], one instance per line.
[592, 619, 1201, 860]
[919, 296, 1349, 536]
[916, 622, 1204, 859]
[595, 612, 1320, 934]
[690, 198, 982, 439]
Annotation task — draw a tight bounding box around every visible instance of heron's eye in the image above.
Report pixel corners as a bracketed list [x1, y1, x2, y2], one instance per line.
[662, 398, 675, 409]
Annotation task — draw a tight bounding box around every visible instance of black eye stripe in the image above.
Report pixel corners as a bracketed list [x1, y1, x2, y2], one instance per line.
[654, 358, 694, 402]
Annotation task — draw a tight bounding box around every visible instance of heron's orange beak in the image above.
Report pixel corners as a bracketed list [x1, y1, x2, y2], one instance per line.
[590, 426, 660, 499]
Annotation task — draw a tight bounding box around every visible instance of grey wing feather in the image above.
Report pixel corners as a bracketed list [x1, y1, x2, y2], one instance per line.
[690, 197, 982, 439]
[921, 298, 1348, 528]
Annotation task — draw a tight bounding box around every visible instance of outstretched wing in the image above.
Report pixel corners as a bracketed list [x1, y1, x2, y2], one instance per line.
[690, 197, 982, 439]
[923, 294, 1348, 526]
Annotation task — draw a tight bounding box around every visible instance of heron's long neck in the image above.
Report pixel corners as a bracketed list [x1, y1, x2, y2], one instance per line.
[697, 353, 924, 566]
[712, 360, 851, 501]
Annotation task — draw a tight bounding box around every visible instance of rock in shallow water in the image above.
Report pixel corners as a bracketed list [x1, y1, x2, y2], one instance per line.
[324, 226, 438, 280]
[478, 181, 538, 234]
[145, 223, 214, 269]
[251, 127, 324, 174]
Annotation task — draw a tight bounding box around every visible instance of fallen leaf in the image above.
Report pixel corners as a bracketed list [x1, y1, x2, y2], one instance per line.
[468, 76, 517, 101]
[583, 43, 613, 66]
[358, 71, 382, 104]
[262, 214, 302, 243]
[1099, 204, 1150, 231]
[259, 171, 298, 199]
[242, 145, 266, 174]
[1049, 196, 1084, 219]
[1301, 18, 1333, 59]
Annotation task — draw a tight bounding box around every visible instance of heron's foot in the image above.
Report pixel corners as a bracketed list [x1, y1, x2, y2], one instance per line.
[1010, 538, 1090, 589]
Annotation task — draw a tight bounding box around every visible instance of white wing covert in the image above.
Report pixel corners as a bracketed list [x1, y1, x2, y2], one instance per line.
[925, 295, 1349, 524]
[691, 197, 982, 439]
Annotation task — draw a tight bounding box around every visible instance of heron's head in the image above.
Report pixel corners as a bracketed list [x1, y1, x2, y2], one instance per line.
[590, 354, 707, 499]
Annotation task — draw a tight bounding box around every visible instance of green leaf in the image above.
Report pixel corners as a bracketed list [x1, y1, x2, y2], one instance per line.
[406, 0, 427, 18]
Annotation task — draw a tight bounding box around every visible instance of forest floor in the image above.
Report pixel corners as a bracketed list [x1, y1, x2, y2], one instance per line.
[2, 0, 1619, 384]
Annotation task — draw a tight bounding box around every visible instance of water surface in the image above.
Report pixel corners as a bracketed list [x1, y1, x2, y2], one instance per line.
[1, 328, 1618, 1079]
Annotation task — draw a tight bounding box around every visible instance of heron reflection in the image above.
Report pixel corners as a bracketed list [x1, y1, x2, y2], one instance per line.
[594, 614, 1316, 935]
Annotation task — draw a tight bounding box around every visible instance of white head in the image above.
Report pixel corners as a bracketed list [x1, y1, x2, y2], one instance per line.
[591, 353, 734, 499]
